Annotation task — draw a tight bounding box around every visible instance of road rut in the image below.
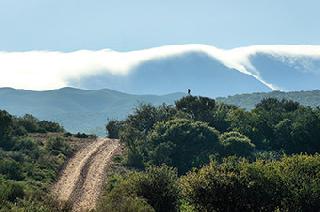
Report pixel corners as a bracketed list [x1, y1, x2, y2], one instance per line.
[52, 138, 121, 211]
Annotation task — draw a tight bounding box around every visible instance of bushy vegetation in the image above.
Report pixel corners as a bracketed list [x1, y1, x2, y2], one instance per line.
[217, 89, 320, 110]
[0, 110, 72, 211]
[143, 119, 220, 174]
[98, 165, 179, 212]
[15, 114, 65, 134]
[104, 96, 320, 211]
[180, 155, 320, 211]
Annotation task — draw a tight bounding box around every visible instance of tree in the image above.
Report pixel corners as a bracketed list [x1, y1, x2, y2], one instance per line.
[180, 155, 320, 212]
[18, 114, 40, 133]
[0, 110, 14, 149]
[209, 103, 236, 132]
[126, 104, 177, 136]
[145, 119, 220, 174]
[38, 120, 64, 133]
[220, 131, 255, 157]
[98, 166, 179, 212]
[106, 120, 124, 139]
[175, 96, 215, 122]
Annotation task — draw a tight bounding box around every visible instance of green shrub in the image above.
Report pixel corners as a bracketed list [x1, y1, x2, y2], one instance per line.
[74, 132, 89, 138]
[0, 178, 25, 203]
[175, 96, 215, 122]
[18, 114, 40, 133]
[220, 131, 255, 157]
[13, 137, 40, 159]
[0, 159, 24, 180]
[106, 120, 125, 139]
[98, 196, 155, 212]
[99, 165, 179, 212]
[145, 119, 220, 174]
[38, 121, 64, 133]
[0, 110, 14, 150]
[180, 155, 320, 211]
[45, 136, 72, 156]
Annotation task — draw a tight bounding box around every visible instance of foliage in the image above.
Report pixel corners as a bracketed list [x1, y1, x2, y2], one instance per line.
[38, 120, 64, 133]
[180, 155, 320, 211]
[106, 120, 125, 139]
[0, 178, 25, 203]
[0, 110, 14, 149]
[145, 119, 220, 174]
[0, 110, 72, 211]
[15, 114, 64, 134]
[220, 131, 255, 157]
[175, 96, 215, 122]
[106, 95, 320, 211]
[45, 136, 72, 156]
[217, 90, 320, 110]
[98, 165, 179, 212]
[0, 159, 24, 180]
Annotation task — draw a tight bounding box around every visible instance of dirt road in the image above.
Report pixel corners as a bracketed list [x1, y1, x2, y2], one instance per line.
[52, 138, 121, 212]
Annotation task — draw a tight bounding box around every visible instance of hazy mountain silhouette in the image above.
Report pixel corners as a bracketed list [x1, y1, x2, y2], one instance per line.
[0, 87, 185, 135]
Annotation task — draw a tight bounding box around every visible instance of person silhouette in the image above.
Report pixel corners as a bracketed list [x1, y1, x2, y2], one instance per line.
[188, 89, 191, 95]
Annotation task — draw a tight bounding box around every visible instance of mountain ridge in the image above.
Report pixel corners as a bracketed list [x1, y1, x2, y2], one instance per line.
[0, 87, 185, 135]
[217, 89, 320, 110]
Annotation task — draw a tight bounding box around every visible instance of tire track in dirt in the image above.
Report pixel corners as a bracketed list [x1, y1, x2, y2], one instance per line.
[52, 138, 121, 211]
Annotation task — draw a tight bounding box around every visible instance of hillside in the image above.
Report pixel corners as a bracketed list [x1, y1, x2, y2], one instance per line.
[217, 90, 320, 110]
[0, 87, 185, 135]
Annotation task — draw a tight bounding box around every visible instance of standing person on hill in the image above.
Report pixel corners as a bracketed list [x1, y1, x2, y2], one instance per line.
[188, 89, 191, 95]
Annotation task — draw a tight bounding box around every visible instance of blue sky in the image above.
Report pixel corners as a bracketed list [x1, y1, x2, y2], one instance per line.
[0, 0, 319, 51]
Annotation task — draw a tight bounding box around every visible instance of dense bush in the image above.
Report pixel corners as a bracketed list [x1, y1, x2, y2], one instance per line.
[220, 131, 255, 157]
[38, 120, 64, 133]
[175, 96, 216, 122]
[0, 178, 25, 203]
[104, 95, 320, 211]
[111, 97, 320, 173]
[145, 119, 220, 174]
[45, 136, 72, 156]
[180, 155, 320, 211]
[0, 110, 14, 149]
[0, 110, 72, 211]
[0, 159, 24, 180]
[98, 165, 179, 212]
[13, 114, 64, 134]
[106, 120, 125, 139]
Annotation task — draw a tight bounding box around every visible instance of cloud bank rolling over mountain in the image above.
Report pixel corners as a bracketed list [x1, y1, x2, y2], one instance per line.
[1, 44, 320, 96]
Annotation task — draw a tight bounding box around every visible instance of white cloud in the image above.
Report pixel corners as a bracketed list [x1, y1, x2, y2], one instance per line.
[0, 44, 320, 90]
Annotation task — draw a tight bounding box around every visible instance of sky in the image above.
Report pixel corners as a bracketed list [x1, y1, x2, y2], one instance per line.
[0, 0, 319, 52]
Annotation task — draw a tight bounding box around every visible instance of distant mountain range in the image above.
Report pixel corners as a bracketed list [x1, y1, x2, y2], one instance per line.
[1, 87, 320, 135]
[217, 90, 320, 110]
[0, 87, 185, 135]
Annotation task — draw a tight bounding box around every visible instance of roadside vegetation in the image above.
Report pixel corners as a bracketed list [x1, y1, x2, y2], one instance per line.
[0, 111, 92, 211]
[103, 96, 320, 211]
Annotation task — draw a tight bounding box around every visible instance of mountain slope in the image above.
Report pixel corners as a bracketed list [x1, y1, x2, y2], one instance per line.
[217, 90, 320, 110]
[0, 87, 185, 135]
